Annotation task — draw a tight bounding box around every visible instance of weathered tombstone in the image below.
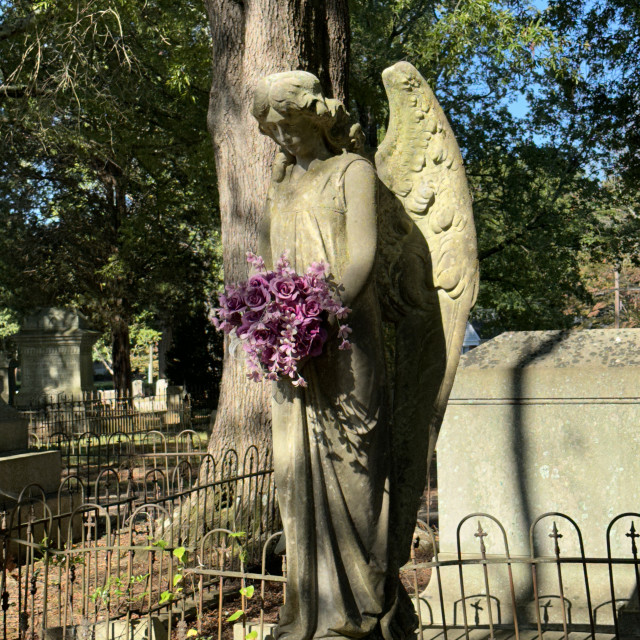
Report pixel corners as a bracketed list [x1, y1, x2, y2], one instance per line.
[132, 379, 144, 397]
[14, 308, 100, 406]
[0, 399, 61, 500]
[155, 378, 168, 397]
[0, 350, 11, 404]
[421, 330, 640, 632]
[155, 378, 168, 411]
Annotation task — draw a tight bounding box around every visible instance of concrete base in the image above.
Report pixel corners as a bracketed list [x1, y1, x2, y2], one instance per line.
[0, 449, 61, 496]
[43, 618, 167, 640]
[233, 621, 277, 640]
[423, 330, 640, 633]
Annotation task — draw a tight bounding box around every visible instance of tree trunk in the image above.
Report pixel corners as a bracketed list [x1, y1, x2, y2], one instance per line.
[111, 315, 132, 396]
[203, 0, 350, 461]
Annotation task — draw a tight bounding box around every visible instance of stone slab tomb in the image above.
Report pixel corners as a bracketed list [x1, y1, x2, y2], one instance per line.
[421, 330, 640, 634]
[0, 401, 61, 500]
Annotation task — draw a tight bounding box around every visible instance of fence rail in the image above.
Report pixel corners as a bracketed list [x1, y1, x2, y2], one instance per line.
[18, 390, 214, 442]
[31, 429, 210, 491]
[2, 508, 639, 639]
[2, 443, 279, 566]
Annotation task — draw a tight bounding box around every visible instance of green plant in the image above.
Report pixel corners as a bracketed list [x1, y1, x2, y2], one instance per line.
[159, 545, 187, 605]
[224, 532, 258, 640]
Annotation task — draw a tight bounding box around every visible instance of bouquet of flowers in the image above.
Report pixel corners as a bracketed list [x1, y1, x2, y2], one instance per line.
[211, 252, 352, 387]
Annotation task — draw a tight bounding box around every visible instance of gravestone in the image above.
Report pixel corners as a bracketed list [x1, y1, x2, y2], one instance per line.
[15, 308, 99, 406]
[132, 379, 144, 397]
[155, 378, 168, 411]
[420, 330, 640, 633]
[155, 378, 168, 397]
[0, 400, 61, 500]
[0, 351, 10, 404]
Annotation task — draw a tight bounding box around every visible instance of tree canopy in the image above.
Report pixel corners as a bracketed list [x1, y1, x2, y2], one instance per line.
[350, 0, 638, 333]
[0, 0, 637, 398]
[0, 0, 221, 391]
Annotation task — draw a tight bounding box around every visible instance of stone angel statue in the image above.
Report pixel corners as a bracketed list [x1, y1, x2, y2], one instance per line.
[252, 62, 478, 640]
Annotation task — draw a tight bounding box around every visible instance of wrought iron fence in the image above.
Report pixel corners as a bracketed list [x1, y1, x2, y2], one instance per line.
[415, 511, 640, 638]
[31, 429, 209, 491]
[2, 443, 279, 568]
[18, 390, 212, 443]
[2, 508, 639, 640]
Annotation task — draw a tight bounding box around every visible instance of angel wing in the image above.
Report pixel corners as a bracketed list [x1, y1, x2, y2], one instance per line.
[375, 62, 479, 568]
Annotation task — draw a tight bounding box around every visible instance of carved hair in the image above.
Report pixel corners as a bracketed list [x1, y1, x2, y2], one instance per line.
[252, 71, 363, 181]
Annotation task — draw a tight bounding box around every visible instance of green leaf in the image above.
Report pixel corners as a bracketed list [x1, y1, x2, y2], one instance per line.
[186, 630, 198, 638]
[239, 585, 254, 598]
[173, 546, 186, 562]
[173, 573, 183, 587]
[227, 610, 244, 622]
[159, 590, 174, 605]
[245, 632, 258, 640]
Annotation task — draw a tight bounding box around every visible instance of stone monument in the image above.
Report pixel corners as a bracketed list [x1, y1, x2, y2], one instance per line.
[14, 307, 99, 406]
[252, 63, 477, 640]
[0, 350, 11, 404]
[421, 329, 640, 633]
[0, 400, 61, 501]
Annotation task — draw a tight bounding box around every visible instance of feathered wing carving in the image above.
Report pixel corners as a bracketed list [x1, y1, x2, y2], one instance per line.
[375, 62, 479, 570]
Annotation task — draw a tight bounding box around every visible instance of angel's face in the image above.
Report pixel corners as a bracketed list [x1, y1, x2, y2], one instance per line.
[259, 108, 321, 159]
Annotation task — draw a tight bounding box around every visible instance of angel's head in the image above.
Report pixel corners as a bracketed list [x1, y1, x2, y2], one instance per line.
[252, 71, 361, 173]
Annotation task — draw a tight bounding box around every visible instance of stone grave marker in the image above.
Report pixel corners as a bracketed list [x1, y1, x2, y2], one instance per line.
[14, 308, 99, 406]
[420, 329, 640, 633]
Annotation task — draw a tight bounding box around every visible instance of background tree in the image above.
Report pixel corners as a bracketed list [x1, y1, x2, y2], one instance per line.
[349, 0, 637, 334]
[0, 0, 220, 394]
[202, 0, 349, 456]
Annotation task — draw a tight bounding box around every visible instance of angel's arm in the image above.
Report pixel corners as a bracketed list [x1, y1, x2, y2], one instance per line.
[341, 161, 377, 306]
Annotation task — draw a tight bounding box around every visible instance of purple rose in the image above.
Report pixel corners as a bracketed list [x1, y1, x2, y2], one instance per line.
[294, 276, 312, 296]
[253, 326, 278, 348]
[308, 327, 328, 358]
[248, 274, 270, 289]
[237, 310, 262, 338]
[244, 285, 270, 311]
[225, 290, 247, 313]
[290, 303, 306, 325]
[270, 276, 298, 301]
[302, 298, 322, 318]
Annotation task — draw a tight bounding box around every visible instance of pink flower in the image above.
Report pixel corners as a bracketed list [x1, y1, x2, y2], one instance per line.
[307, 261, 329, 278]
[270, 276, 298, 301]
[211, 252, 351, 385]
[337, 325, 352, 340]
[246, 252, 266, 272]
[244, 285, 270, 311]
[335, 306, 351, 320]
[302, 298, 322, 318]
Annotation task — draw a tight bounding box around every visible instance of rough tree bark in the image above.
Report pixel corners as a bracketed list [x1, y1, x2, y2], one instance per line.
[203, 0, 350, 461]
